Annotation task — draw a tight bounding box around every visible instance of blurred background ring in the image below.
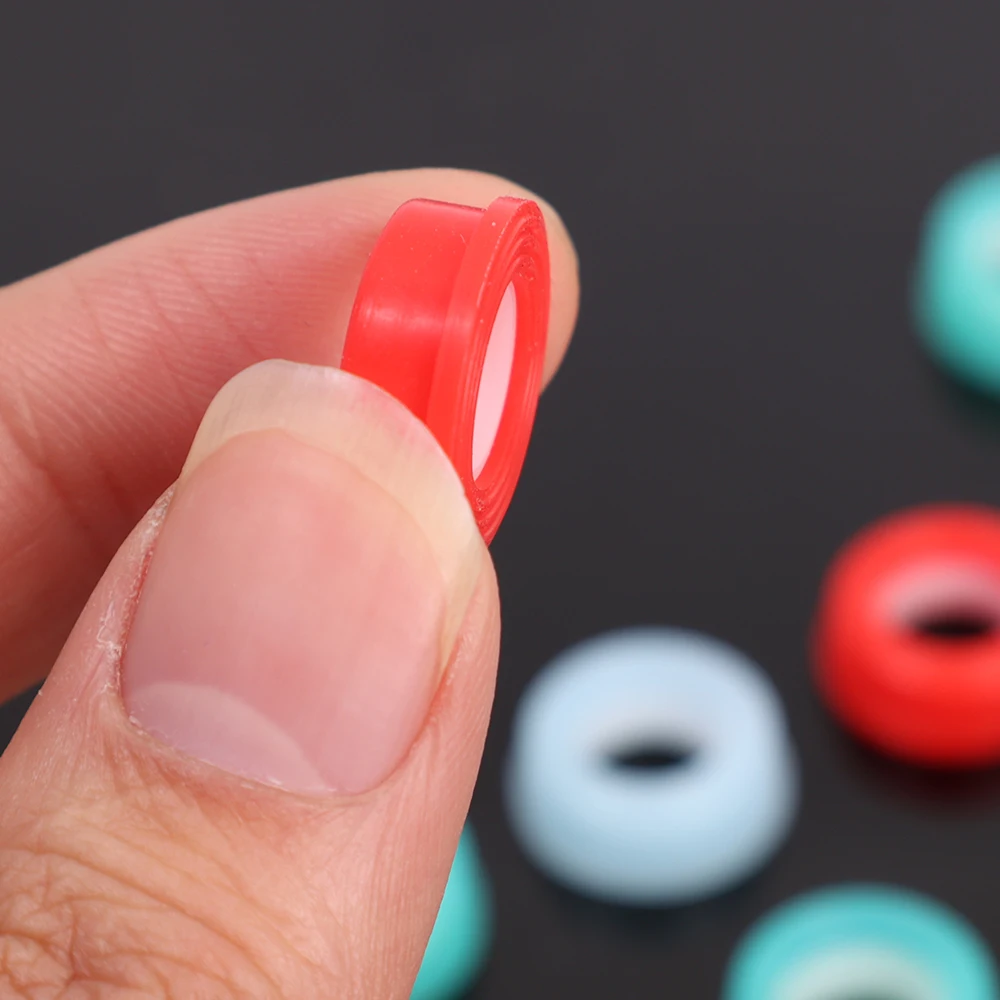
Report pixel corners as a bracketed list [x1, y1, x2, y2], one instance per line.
[813, 504, 1000, 767]
[914, 157, 1000, 398]
[503, 628, 798, 905]
[723, 884, 999, 1000]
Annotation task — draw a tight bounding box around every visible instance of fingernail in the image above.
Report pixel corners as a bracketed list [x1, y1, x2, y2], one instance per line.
[121, 360, 484, 794]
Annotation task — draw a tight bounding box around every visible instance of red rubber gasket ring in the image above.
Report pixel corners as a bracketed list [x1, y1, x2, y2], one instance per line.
[340, 196, 550, 543]
[813, 504, 1000, 767]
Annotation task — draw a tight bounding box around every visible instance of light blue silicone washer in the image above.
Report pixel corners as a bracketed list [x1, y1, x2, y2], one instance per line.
[914, 157, 1000, 396]
[411, 825, 491, 1000]
[724, 884, 998, 1000]
[503, 628, 798, 905]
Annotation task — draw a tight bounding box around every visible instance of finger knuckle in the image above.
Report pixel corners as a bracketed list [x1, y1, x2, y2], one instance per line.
[0, 844, 251, 998]
[0, 783, 345, 999]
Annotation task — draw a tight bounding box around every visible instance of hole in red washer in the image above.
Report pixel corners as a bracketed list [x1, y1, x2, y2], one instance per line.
[472, 282, 517, 479]
[910, 606, 997, 640]
[884, 563, 1000, 644]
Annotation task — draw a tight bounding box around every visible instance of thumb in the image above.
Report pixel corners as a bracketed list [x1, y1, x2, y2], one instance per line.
[0, 360, 499, 998]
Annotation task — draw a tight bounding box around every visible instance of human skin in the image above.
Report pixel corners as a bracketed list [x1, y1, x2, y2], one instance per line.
[0, 169, 579, 998]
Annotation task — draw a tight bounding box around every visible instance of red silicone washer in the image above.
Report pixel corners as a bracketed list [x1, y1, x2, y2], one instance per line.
[813, 505, 1000, 767]
[340, 196, 550, 543]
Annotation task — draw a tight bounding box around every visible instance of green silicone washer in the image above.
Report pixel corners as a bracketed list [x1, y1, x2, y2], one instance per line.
[914, 157, 1000, 396]
[724, 885, 998, 1000]
[411, 824, 492, 1000]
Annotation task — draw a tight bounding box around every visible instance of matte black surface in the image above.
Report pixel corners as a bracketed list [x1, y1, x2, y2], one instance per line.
[4, 4, 1000, 996]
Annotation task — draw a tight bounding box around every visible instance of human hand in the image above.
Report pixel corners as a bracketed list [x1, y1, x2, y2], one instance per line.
[0, 169, 579, 997]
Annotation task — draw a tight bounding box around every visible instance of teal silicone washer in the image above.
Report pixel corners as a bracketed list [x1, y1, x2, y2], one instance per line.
[411, 825, 492, 1000]
[724, 884, 998, 1000]
[914, 157, 1000, 396]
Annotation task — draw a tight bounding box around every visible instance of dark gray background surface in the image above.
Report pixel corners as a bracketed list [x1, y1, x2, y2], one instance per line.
[4, 3, 1000, 996]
